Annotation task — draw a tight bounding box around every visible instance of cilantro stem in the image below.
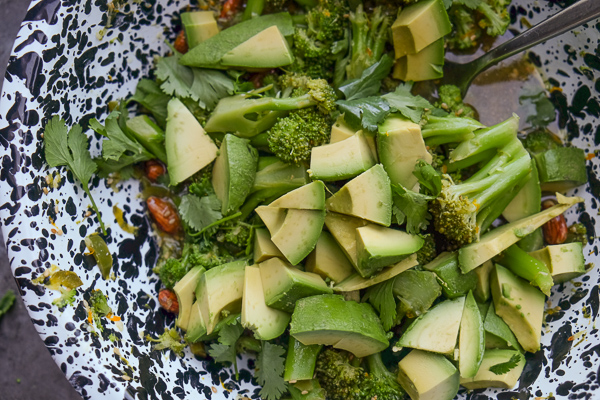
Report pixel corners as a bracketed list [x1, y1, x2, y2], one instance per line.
[190, 212, 242, 237]
[83, 185, 107, 235]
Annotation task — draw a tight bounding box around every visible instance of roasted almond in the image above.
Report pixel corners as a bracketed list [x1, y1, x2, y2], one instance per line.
[543, 214, 568, 245]
[173, 30, 188, 54]
[158, 289, 179, 314]
[147, 196, 181, 234]
[145, 160, 165, 182]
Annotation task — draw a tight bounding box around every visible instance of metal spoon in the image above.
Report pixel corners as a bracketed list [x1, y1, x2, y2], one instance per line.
[442, 0, 600, 96]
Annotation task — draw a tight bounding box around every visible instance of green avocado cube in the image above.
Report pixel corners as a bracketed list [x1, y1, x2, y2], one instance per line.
[529, 242, 586, 284]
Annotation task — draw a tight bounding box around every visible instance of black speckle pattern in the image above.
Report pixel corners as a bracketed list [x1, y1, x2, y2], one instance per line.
[0, 0, 598, 399]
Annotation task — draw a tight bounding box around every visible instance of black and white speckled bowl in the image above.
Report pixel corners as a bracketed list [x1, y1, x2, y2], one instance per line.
[0, 0, 599, 399]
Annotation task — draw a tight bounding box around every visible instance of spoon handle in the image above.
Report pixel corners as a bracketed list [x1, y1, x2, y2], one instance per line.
[474, 0, 600, 74]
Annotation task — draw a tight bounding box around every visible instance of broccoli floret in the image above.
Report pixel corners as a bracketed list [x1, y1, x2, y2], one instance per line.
[88, 289, 113, 332]
[267, 108, 331, 165]
[188, 165, 214, 198]
[416, 234, 437, 265]
[215, 218, 255, 255]
[345, 4, 392, 80]
[446, 5, 480, 50]
[52, 288, 77, 309]
[566, 222, 588, 244]
[521, 129, 561, 155]
[361, 352, 406, 400]
[315, 348, 364, 400]
[204, 78, 337, 137]
[436, 84, 475, 119]
[447, 0, 512, 50]
[146, 327, 186, 357]
[477, 1, 510, 37]
[158, 258, 188, 289]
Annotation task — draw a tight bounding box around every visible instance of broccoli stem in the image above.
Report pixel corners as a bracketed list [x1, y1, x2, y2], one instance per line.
[462, 138, 526, 183]
[422, 115, 482, 146]
[499, 244, 554, 296]
[476, 172, 529, 234]
[366, 352, 396, 382]
[446, 149, 496, 173]
[449, 115, 519, 162]
[242, 0, 265, 20]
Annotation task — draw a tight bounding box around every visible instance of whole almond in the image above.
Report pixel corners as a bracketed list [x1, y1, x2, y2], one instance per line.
[147, 196, 181, 234]
[158, 289, 179, 314]
[173, 30, 188, 54]
[543, 215, 568, 245]
[145, 160, 165, 182]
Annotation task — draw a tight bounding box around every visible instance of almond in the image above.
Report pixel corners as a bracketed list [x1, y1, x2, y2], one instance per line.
[158, 289, 179, 314]
[542, 199, 567, 245]
[173, 30, 188, 54]
[147, 196, 181, 234]
[145, 160, 165, 182]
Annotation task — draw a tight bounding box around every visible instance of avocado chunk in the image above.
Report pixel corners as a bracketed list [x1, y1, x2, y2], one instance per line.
[458, 292, 485, 378]
[212, 134, 258, 214]
[393, 38, 444, 82]
[289, 380, 328, 400]
[460, 349, 526, 390]
[422, 252, 477, 299]
[255, 205, 287, 234]
[272, 209, 326, 265]
[290, 294, 389, 357]
[185, 300, 208, 343]
[529, 242, 586, 284]
[253, 228, 284, 263]
[284, 336, 322, 382]
[196, 260, 247, 334]
[269, 181, 326, 210]
[323, 212, 370, 268]
[305, 231, 355, 283]
[397, 349, 459, 400]
[180, 13, 294, 68]
[251, 158, 308, 193]
[355, 225, 424, 277]
[534, 147, 588, 192]
[259, 257, 332, 312]
[377, 115, 432, 190]
[220, 25, 294, 69]
[330, 115, 378, 158]
[391, 0, 451, 58]
[334, 254, 419, 292]
[326, 164, 392, 226]
[458, 194, 583, 273]
[309, 131, 376, 181]
[181, 11, 219, 49]
[483, 303, 523, 352]
[397, 296, 465, 355]
[393, 269, 442, 319]
[165, 98, 218, 185]
[241, 265, 290, 340]
[173, 266, 206, 331]
[473, 260, 493, 303]
[491, 264, 545, 353]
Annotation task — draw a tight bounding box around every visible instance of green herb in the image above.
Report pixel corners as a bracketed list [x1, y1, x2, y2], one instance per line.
[336, 96, 390, 132]
[413, 160, 442, 197]
[90, 111, 152, 164]
[489, 353, 522, 375]
[207, 321, 244, 365]
[0, 289, 16, 320]
[44, 116, 106, 234]
[255, 342, 287, 400]
[146, 328, 186, 357]
[338, 55, 394, 101]
[519, 83, 556, 128]
[382, 83, 433, 124]
[128, 79, 170, 127]
[52, 288, 77, 309]
[363, 279, 397, 331]
[391, 184, 433, 235]
[178, 194, 223, 232]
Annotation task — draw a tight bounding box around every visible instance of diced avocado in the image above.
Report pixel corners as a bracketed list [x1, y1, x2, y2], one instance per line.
[181, 11, 219, 49]
[290, 294, 389, 357]
[309, 131, 376, 181]
[499, 244, 553, 296]
[271, 209, 326, 265]
[305, 231, 355, 283]
[397, 349, 459, 400]
[165, 98, 218, 185]
[483, 303, 523, 352]
[530, 242, 586, 284]
[422, 252, 477, 299]
[212, 134, 258, 214]
[473, 260, 493, 303]
[241, 265, 290, 340]
[397, 297, 465, 355]
[259, 257, 332, 312]
[460, 349, 525, 390]
[330, 116, 377, 158]
[491, 264, 545, 353]
[185, 300, 207, 343]
[393, 270, 441, 319]
[125, 115, 167, 164]
[269, 181, 326, 210]
[284, 336, 322, 382]
[334, 254, 418, 292]
[458, 194, 583, 273]
[173, 266, 206, 331]
[254, 228, 284, 263]
[534, 147, 588, 192]
[326, 164, 392, 226]
[251, 158, 308, 192]
[391, 0, 451, 58]
[220, 25, 294, 69]
[355, 225, 424, 277]
[324, 212, 370, 268]
[377, 115, 432, 190]
[458, 292, 485, 378]
[289, 380, 327, 400]
[196, 260, 247, 334]
[393, 38, 444, 82]
[180, 13, 294, 68]
[256, 206, 287, 234]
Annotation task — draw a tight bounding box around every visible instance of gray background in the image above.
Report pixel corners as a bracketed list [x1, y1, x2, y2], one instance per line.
[0, 0, 81, 399]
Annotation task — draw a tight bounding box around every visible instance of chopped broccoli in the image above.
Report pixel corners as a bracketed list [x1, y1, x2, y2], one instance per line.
[267, 108, 332, 165]
[361, 352, 406, 400]
[188, 165, 214, 198]
[566, 222, 588, 245]
[477, 0, 510, 37]
[521, 129, 561, 155]
[158, 258, 188, 289]
[447, 0, 512, 50]
[88, 289, 113, 332]
[52, 288, 77, 309]
[436, 84, 475, 119]
[416, 234, 437, 265]
[146, 327, 186, 357]
[446, 5, 480, 50]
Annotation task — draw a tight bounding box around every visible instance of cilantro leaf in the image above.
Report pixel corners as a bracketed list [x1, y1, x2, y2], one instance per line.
[413, 159, 442, 196]
[338, 54, 394, 101]
[519, 83, 556, 128]
[207, 321, 244, 365]
[382, 83, 433, 123]
[44, 116, 106, 234]
[255, 342, 287, 400]
[391, 184, 433, 234]
[156, 53, 234, 110]
[364, 279, 397, 331]
[91, 111, 152, 162]
[0, 289, 16, 320]
[128, 79, 170, 127]
[179, 194, 223, 232]
[489, 353, 522, 375]
[336, 96, 390, 132]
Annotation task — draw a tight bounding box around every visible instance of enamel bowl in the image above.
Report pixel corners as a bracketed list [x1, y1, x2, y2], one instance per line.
[0, 0, 599, 398]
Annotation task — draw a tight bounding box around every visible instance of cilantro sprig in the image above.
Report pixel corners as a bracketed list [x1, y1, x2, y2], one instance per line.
[364, 279, 397, 331]
[489, 353, 522, 375]
[255, 342, 287, 400]
[44, 116, 106, 234]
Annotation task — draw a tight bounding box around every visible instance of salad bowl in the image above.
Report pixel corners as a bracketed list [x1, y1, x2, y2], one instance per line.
[0, 0, 599, 399]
